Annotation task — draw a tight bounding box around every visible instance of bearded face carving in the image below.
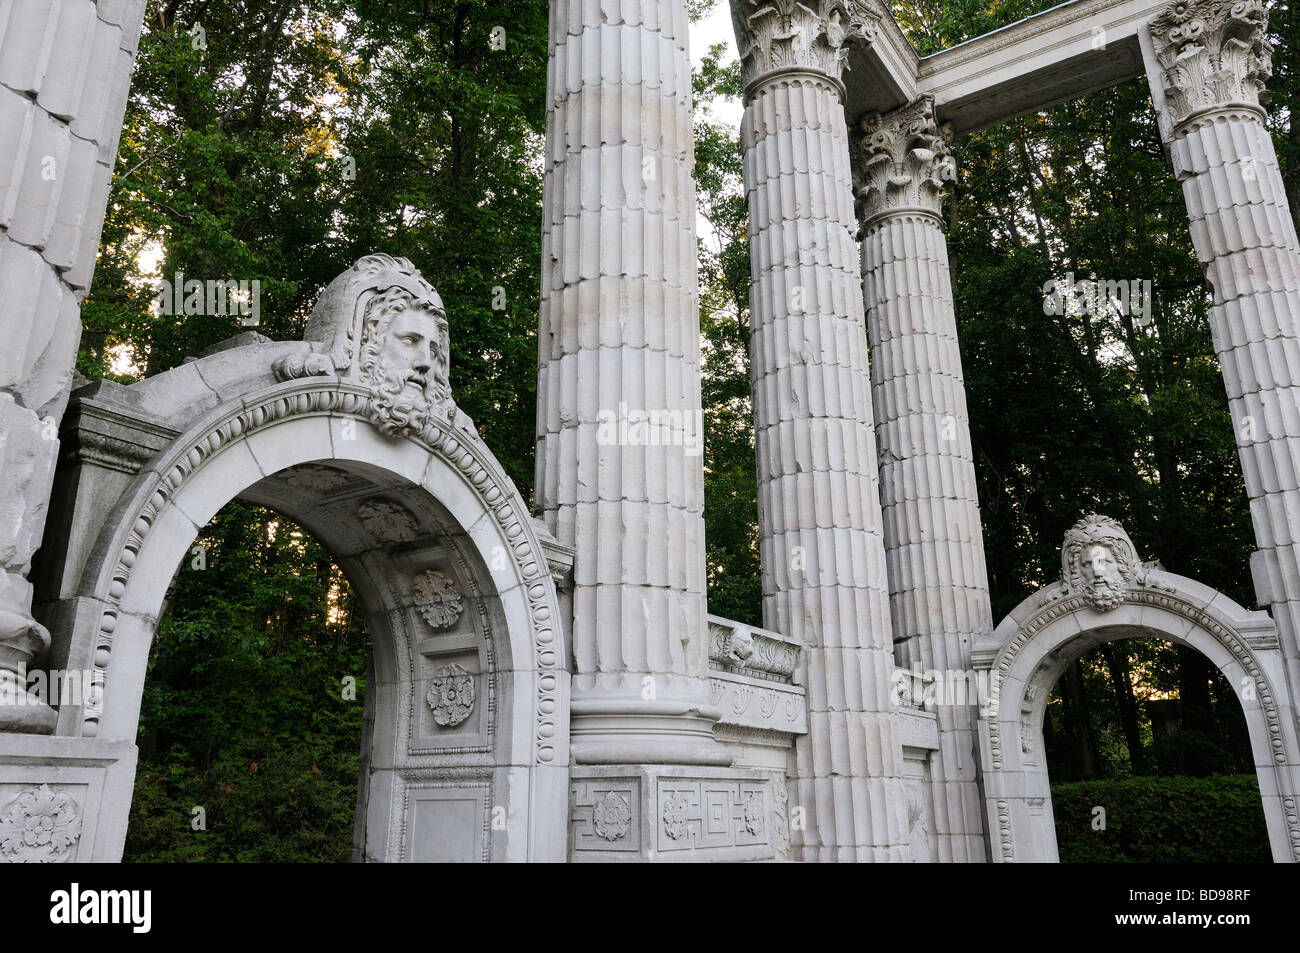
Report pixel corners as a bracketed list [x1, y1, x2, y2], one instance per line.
[1061, 515, 1144, 611]
[358, 288, 451, 438]
[274, 254, 455, 439]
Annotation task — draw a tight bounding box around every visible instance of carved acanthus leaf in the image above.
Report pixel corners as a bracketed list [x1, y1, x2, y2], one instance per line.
[732, 0, 880, 89]
[1149, 0, 1273, 127]
[853, 96, 956, 226]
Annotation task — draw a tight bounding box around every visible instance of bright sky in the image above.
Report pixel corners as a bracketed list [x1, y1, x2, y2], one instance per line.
[691, 2, 744, 130]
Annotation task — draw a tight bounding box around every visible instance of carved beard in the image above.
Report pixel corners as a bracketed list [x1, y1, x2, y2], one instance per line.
[367, 359, 432, 438]
[1084, 572, 1125, 611]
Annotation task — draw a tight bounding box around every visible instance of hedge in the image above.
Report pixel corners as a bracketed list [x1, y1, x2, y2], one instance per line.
[1051, 774, 1270, 863]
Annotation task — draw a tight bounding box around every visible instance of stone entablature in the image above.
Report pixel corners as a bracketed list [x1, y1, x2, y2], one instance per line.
[1147, 0, 1272, 130]
[731, 0, 882, 95]
[853, 96, 955, 227]
[706, 616, 806, 738]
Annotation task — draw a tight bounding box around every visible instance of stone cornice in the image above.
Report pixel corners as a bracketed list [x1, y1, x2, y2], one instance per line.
[1148, 0, 1272, 130]
[852, 95, 955, 227]
[732, 0, 882, 96]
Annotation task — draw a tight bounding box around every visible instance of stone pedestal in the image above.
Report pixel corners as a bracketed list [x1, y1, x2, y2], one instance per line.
[731, 0, 909, 862]
[0, 0, 148, 732]
[853, 96, 991, 862]
[569, 764, 778, 861]
[1143, 0, 1300, 699]
[536, 0, 726, 769]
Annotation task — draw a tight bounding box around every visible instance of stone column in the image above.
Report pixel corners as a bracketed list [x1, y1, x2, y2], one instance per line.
[0, 0, 147, 731]
[731, 0, 910, 862]
[1143, 0, 1300, 699]
[536, 0, 725, 767]
[852, 96, 992, 862]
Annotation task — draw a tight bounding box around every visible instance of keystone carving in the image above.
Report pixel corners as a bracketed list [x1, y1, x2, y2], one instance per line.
[853, 96, 956, 226]
[274, 254, 455, 439]
[1148, 0, 1273, 127]
[1058, 514, 1162, 612]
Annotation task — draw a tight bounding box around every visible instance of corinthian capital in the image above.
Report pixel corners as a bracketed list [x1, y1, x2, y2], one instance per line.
[731, 0, 881, 92]
[1148, 0, 1273, 128]
[853, 97, 955, 227]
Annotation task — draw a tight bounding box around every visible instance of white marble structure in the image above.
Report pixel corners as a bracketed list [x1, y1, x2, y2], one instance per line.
[1, 0, 1299, 862]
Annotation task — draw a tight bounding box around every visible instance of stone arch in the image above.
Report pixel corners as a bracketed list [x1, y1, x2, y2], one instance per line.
[974, 568, 1300, 863]
[51, 377, 569, 862]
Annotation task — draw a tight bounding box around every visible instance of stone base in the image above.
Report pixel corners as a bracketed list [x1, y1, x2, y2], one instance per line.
[0, 734, 137, 862]
[569, 764, 786, 862]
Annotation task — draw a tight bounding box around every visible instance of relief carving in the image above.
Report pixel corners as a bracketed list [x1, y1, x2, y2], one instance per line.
[426, 663, 475, 727]
[662, 792, 691, 840]
[0, 785, 82, 863]
[357, 499, 420, 543]
[413, 569, 464, 629]
[1148, 0, 1273, 127]
[854, 95, 956, 226]
[733, 0, 881, 90]
[274, 254, 455, 439]
[1059, 514, 1160, 611]
[591, 792, 632, 842]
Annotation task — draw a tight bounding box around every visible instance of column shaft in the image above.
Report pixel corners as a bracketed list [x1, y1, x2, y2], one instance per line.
[1146, 0, 1300, 696]
[854, 96, 992, 862]
[536, 0, 723, 765]
[733, 0, 908, 861]
[0, 0, 147, 732]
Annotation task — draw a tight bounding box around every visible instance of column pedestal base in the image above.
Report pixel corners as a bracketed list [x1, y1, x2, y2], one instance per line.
[569, 764, 784, 862]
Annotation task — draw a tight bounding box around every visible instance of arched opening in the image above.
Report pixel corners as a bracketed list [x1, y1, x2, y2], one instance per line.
[127, 501, 369, 862]
[108, 451, 522, 862]
[1041, 634, 1269, 862]
[37, 374, 569, 862]
[976, 563, 1300, 863]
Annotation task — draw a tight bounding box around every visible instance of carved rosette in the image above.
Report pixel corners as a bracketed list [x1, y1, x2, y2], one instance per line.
[0, 785, 82, 863]
[662, 793, 691, 840]
[853, 96, 956, 228]
[413, 569, 463, 629]
[426, 663, 475, 727]
[357, 499, 420, 543]
[732, 0, 881, 92]
[1148, 0, 1273, 128]
[591, 792, 632, 842]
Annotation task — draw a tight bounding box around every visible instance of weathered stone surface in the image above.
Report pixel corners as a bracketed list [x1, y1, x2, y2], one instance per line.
[536, 0, 723, 768]
[733, 0, 909, 862]
[854, 95, 991, 862]
[1144, 0, 1300, 742]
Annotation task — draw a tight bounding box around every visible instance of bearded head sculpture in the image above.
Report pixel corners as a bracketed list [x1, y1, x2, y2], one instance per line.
[1061, 515, 1142, 611]
[278, 255, 454, 438]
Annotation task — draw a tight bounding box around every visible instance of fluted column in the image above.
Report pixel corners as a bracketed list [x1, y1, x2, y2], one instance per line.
[1143, 0, 1300, 705]
[852, 96, 991, 862]
[536, 0, 725, 765]
[0, 0, 147, 732]
[732, 0, 909, 862]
